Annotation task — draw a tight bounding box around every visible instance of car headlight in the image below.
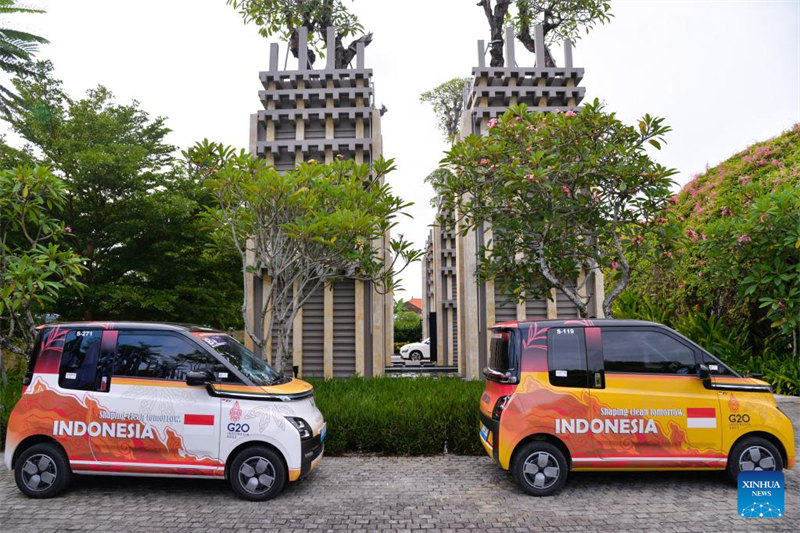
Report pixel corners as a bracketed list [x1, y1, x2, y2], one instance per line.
[400, 347, 408, 353]
[285, 416, 313, 439]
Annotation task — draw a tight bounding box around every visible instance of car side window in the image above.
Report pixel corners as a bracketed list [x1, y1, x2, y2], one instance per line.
[602, 329, 697, 375]
[700, 352, 736, 376]
[114, 332, 220, 381]
[59, 329, 112, 392]
[547, 327, 588, 388]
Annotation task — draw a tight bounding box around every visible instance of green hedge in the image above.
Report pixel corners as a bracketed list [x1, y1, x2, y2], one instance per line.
[307, 377, 485, 455]
[0, 370, 24, 447]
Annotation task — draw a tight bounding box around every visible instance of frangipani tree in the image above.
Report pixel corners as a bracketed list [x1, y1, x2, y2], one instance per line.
[433, 101, 676, 317]
[227, 0, 370, 68]
[476, 0, 612, 67]
[186, 141, 421, 372]
[0, 166, 86, 385]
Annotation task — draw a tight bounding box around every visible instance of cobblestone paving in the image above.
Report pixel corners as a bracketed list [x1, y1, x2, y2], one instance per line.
[1, 398, 798, 532]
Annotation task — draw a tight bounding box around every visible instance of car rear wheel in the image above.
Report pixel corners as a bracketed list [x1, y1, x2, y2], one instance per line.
[14, 443, 71, 499]
[727, 436, 783, 483]
[511, 441, 568, 496]
[410, 350, 422, 361]
[229, 446, 287, 501]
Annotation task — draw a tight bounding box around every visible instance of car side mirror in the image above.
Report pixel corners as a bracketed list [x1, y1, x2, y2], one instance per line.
[698, 364, 711, 380]
[186, 370, 212, 387]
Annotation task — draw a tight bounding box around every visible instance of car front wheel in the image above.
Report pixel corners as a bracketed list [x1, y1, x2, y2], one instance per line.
[14, 443, 71, 498]
[229, 446, 287, 501]
[727, 437, 783, 483]
[511, 441, 568, 497]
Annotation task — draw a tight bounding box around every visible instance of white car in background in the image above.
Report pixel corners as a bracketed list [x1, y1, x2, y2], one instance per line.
[399, 338, 431, 363]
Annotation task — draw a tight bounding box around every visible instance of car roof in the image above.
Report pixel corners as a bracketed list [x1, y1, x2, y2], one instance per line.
[491, 318, 665, 329]
[36, 321, 221, 333]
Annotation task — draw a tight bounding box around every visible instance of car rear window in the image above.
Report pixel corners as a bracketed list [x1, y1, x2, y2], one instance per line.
[488, 330, 513, 373]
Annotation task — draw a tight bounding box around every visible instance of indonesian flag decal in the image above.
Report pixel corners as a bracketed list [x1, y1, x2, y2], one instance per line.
[686, 408, 717, 429]
[184, 414, 215, 436]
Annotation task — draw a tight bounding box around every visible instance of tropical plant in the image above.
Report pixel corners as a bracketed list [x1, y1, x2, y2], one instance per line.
[0, 0, 48, 114]
[5, 65, 243, 328]
[476, 1, 612, 67]
[185, 141, 422, 372]
[513, 0, 612, 67]
[226, 0, 369, 68]
[628, 123, 800, 359]
[434, 101, 676, 317]
[0, 165, 86, 386]
[394, 310, 422, 345]
[419, 78, 471, 142]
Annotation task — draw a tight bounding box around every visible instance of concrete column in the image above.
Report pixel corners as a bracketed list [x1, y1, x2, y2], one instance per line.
[263, 275, 272, 365]
[356, 41, 365, 69]
[534, 24, 545, 68]
[293, 281, 303, 377]
[589, 270, 605, 318]
[547, 288, 558, 318]
[504, 26, 515, 68]
[457, 211, 480, 380]
[371, 279, 385, 377]
[249, 113, 259, 159]
[323, 282, 334, 378]
[269, 43, 279, 72]
[564, 39, 573, 69]
[432, 223, 445, 365]
[244, 244, 256, 352]
[355, 281, 365, 376]
[477, 40, 485, 68]
[326, 27, 336, 70]
[298, 27, 308, 70]
[516, 297, 526, 322]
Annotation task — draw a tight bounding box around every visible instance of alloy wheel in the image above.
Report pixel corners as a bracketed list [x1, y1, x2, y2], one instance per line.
[20, 454, 58, 493]
[238, 456, 277, 495]
[739, 446, 776, 472]
[522, 451, 560, 489]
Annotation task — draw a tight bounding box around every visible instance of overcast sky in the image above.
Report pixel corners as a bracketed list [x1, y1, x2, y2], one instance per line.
[4, 0, 799, 300]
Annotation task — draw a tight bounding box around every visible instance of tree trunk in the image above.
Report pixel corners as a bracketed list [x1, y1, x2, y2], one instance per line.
[334, 33, 373, 69]
[479, 0, 511, 67]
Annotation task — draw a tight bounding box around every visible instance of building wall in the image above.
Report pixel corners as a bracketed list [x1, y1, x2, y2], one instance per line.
[245, 27, 391, 378]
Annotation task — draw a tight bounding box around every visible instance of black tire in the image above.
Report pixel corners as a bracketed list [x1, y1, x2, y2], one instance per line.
[14, 442, 71, 499]
[229, 446, 287, 501]
[410, 351, 422, 361]
[727, 436, 783, 483]
[511, 441, 568, 496]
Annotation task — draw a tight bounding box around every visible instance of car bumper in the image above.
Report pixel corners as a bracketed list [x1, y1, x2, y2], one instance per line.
[299, 432, 325, 479]
[479, 412, 500, 465]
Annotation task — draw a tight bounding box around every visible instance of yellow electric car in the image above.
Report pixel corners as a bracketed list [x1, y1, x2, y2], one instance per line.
[479, 319, 795, 496]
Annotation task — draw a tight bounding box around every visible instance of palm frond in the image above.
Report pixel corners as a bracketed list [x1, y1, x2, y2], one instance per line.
[0, 28, 49, 45]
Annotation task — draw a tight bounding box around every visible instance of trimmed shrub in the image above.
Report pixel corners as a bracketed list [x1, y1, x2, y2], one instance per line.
[394, 311, 422, 345]
[0, 370, 23, 447]
[307, 377, 485, 455]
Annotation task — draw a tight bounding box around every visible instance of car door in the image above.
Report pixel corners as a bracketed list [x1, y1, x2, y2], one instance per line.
[589, 327, 724, 467]
[108, 331, 222, 475]
[544, 326, 596, 461]
[53, 327, 116, 472]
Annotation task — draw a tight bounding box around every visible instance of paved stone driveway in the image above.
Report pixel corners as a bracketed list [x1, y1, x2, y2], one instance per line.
[1, 399, 798, 532]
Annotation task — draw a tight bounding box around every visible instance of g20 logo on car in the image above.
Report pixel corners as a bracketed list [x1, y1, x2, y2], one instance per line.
[728, 413, 750, 423]
[227, 423, 250, 433]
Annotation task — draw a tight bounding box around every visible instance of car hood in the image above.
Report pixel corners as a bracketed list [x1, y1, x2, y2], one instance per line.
[209, 378, 314, 400]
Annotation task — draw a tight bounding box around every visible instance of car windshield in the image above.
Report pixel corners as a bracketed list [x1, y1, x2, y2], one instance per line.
[198, 334, 281, 386]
